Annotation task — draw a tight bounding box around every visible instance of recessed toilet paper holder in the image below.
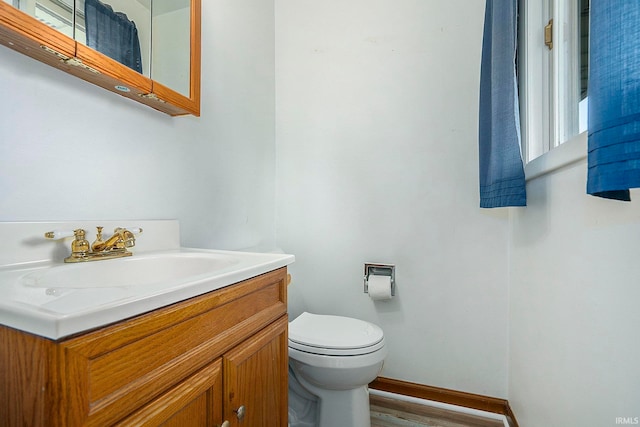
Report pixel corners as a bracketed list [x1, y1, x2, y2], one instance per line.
[364, 263, 395, 296]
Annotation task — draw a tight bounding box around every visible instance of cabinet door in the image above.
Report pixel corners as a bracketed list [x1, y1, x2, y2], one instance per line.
[115, 359, 223, 427]
[224, 316, 288, 427]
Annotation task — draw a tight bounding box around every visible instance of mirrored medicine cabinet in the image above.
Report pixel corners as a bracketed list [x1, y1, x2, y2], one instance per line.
[0, 0, 201, 116]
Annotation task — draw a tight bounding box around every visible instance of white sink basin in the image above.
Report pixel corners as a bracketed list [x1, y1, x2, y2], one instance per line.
[21, 252, 239, 289]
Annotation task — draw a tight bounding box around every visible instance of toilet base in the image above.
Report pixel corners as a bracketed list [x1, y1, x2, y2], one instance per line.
[292, 367, 372, 427]
[288, 366, 318, 427]
[316, 386, 371, 427]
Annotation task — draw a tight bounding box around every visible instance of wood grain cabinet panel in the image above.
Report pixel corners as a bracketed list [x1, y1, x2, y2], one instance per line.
[224, 316, 288, 427]
[115, 359, 223, 427]
[0, 267, 288, 427]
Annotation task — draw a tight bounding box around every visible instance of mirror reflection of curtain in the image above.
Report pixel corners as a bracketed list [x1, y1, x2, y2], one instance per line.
[84, 0, 142, 73]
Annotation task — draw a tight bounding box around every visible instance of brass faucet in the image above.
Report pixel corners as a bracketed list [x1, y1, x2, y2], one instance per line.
[45, 226, 142, 263]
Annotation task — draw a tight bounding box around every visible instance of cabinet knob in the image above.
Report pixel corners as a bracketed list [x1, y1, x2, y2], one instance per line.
[220, 421, 230, 427]
[234, 405, 246, 420]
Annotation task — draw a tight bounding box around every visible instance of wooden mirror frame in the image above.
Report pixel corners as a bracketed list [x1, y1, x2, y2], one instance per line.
[0, 0, 201, 117]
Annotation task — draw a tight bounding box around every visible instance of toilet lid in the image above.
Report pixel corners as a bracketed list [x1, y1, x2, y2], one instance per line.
[288, 312, 384, 356]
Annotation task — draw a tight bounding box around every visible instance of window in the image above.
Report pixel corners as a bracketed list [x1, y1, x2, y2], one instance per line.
[518, 0, 590, 164]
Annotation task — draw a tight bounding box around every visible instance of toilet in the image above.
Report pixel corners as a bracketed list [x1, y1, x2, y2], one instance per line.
[288, 312, 387, 427]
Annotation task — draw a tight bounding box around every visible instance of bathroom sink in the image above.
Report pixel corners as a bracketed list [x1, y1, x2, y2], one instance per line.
[0, 221, 295, 340]
[21, 252, 240, 289]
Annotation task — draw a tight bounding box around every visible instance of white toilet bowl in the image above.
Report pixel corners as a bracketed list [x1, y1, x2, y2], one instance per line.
[288, 312, 387, 427]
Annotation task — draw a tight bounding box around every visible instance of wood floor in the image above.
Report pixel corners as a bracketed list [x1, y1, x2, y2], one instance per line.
[370, 394, 506, 427]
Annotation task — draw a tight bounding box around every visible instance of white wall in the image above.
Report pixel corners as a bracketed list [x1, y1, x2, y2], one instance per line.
[0, 0, 276, 252]
[510, 159, 640, 426]
[275, 0, 510, 397]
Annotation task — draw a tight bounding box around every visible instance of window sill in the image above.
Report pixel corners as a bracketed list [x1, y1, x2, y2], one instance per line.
[524, 132, 587, 181]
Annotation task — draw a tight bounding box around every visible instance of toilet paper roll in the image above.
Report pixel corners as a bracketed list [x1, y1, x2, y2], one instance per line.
[367, 275, 392, 300]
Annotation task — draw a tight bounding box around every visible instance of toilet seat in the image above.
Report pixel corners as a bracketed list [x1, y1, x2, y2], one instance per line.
[288, 312, 385, 356]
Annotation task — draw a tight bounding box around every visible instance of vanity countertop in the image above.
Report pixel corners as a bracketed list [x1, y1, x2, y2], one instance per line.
[0, 243, 293, 340]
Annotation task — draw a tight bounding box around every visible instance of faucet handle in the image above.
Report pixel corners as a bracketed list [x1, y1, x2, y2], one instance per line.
[45, 229, 90, 262]
[69, 229, 90, 257]
[44, 230, 75, 239]
[110, 227, 142, 249]
[100, 226, 143, 238]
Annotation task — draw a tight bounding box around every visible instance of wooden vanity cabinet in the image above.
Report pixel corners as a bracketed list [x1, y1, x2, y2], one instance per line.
[0, 268, 289, 427]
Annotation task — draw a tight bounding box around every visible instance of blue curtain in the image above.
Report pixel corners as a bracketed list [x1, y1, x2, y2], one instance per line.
[84, 0, 143, 74]
[587, 2, 640, 201]
[478, 0, 526, 208]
